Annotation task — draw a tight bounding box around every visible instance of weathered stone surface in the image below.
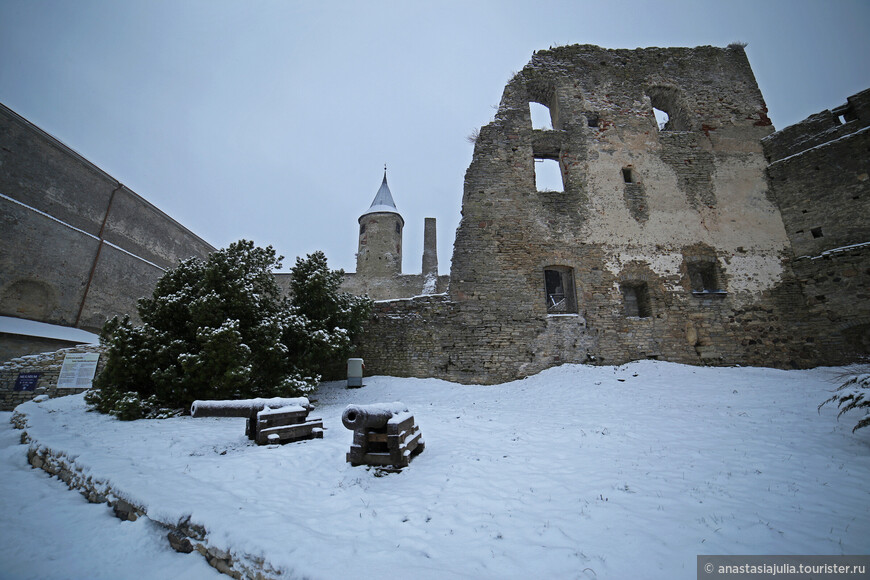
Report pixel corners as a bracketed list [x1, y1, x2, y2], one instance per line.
[355, 46, 870, 384]
[762, 88, 870, 358]
[112, 499, 140, 522]
[0, 344, 105, 411]
[168, 530, 194, 554]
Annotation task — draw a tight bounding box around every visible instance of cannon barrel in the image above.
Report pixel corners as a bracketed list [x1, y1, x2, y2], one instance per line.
[342, 402, 408, 430]
[190, 397, 311, 418]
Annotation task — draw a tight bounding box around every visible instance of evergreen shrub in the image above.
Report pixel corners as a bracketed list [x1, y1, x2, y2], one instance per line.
[86, 241, 371, 419]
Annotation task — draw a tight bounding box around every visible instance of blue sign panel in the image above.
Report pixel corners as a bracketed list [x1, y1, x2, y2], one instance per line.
[14, 372, 41, 391]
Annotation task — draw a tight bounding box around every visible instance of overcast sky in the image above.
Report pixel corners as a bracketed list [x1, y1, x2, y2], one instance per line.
[1, 0, 868, 274]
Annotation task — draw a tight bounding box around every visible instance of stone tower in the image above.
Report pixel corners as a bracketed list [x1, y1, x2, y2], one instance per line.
[356, 169, 404, 277]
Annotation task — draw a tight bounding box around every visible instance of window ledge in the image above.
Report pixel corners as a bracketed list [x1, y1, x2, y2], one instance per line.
[692, 290, 728, 297]
[547, 313, 580, 317]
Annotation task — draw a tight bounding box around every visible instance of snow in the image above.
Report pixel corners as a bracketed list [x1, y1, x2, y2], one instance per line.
[3, 361, 870, 579]
[374, 292, 449, 305]
[765, 125, 870, 167]
[797, 241, 870, 261]
[362, 204, 401, 215]
[421, 273, 438, 295]
[0, 316, 100, 345]
[258, 404, 307, 417]
[0, 411, 220, 580]
[345, 401, 408, 416]
[190, 397, 312, 416]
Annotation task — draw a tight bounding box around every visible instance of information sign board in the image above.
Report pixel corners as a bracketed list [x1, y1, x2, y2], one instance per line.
[57, 353, 100, 389]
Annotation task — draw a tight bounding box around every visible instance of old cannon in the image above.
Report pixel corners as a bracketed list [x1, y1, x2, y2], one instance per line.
[342, 402, 424, 467]
[190, 397, 323, 445]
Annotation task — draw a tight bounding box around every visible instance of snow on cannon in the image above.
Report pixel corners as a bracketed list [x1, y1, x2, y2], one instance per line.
[342, 402, 424, 468]
[190, 397, 324, 446]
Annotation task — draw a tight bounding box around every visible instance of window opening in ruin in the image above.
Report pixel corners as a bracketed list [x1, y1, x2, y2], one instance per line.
[620, 282, 651, 318]
[395, 222, 401, 234]
[535, 158, 564, 192]
[360, 224, 366, 234]
[586, 113, 599, 128]
[647, 86, 690, 132]
[832, 103, 856, 125]
[653, 107, 670, 131]
[529, 102, 553, 130]
[687, 261, 723, 294]
[622, 168, 634, 183]
[811, 227, 824, 238]
[544, 267, 577, 314]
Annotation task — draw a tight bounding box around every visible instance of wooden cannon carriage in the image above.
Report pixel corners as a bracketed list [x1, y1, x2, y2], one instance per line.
[342, 402, 424, 468]
[190, 397, 323, 445]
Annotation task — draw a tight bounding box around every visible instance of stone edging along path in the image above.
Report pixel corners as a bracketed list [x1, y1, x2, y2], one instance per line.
[11, 410, 280, 580]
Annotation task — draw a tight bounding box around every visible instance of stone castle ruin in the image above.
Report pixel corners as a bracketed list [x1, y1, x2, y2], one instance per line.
[2, 44, 869, 391]
[354, 45, 870, 384]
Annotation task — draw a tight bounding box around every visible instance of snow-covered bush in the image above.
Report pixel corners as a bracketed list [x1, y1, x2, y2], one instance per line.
[288, 250, 371, 372]
[88, 241, 371, 419]
[819, 366, 870, 433]
[87, 390, 181, 421]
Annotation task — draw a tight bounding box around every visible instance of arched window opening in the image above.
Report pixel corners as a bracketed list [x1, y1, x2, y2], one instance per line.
[529, 101, 553, 130]
[646, 86, 691, 132]
[535, 157, 564, 193]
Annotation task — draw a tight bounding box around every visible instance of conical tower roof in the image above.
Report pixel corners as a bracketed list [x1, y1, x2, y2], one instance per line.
[361, 169, 401, 217]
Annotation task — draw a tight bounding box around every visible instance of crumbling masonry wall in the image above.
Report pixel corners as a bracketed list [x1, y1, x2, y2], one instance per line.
[339, 272, 449, 301]
[762, 89, 870, 356]
[359, 45, 859, 384]
[0, 344, 106, 411]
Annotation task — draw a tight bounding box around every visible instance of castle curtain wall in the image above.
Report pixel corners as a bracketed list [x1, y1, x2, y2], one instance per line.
[0, 104, 214, 339]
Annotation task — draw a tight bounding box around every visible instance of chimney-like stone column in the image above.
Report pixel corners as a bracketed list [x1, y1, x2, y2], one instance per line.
[422, 217, 438, 292]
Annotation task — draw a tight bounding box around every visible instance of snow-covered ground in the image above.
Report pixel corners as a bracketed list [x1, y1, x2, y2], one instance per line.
[2, 361, 869, 579]
[0, 412, 220, 580]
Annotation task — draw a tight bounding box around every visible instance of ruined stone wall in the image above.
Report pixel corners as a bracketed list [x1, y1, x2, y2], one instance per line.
[0, 333, 87, 364]
[273, 272, 448, 302]
[0, 103, 215, 340]
[358, 45, 833, 384]
[340, 273, 449, 301]
[0, 344, 105, 411]
[763, 90, 870, 258]
[763, 89, 870, 357]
